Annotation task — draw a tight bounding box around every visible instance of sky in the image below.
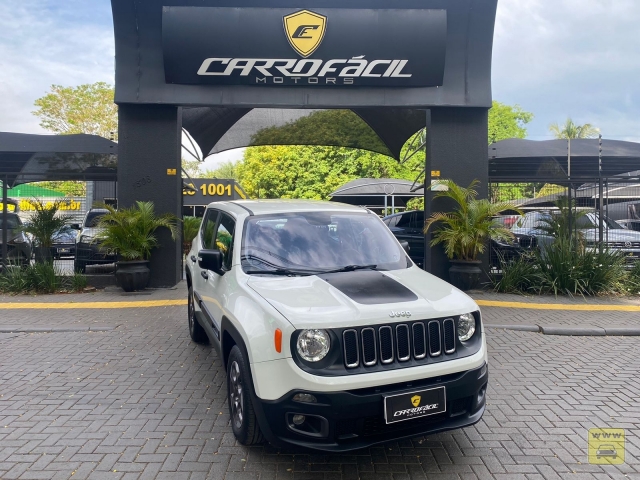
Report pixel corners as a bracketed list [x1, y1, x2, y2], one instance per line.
[0, 0, 638, 170]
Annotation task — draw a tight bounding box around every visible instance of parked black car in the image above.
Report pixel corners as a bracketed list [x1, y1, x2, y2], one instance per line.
[382, 210, 536, 270]
[0, 213, 32, 268]
[51, 225, 80, 259]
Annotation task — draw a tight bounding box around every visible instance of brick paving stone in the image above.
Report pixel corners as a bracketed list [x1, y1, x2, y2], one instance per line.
[0, 282, 638, 479]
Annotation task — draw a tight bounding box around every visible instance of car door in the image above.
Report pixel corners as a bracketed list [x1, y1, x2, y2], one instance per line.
[199, 212, 236, 348]
[408, 211, 425, 266]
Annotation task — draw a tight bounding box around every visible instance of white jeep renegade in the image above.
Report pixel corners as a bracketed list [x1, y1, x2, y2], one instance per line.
[185, 200, 487, 451]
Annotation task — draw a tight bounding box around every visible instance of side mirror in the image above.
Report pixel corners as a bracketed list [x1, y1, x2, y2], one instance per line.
[198, 249, 223, 273]
[399, 240, 411, 254]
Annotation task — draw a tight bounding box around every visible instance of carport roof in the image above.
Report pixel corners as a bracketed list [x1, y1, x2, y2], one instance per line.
[329, 178, 424, 208]
[0, 132, 117, 187]
[489, 138, 640, 183]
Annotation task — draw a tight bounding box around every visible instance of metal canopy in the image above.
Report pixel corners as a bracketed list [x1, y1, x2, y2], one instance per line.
[182, 107, 426, 160]
[329, 178, 424, 209]
[0, 132, 117, 188]
[489, 138, 640, 183]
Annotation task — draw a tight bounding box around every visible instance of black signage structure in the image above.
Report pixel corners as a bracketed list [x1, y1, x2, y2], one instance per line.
[111, 0, 497, 287]
[163, 8, 447, 88]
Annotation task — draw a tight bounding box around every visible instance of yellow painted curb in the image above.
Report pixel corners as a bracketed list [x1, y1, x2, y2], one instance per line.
[476, 300, 640, 312]
[0, 300, 187, 309]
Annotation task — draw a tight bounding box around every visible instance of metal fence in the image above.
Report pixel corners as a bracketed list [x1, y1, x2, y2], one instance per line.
[1, 181, 117, 275]
[489, 177, 640, 270]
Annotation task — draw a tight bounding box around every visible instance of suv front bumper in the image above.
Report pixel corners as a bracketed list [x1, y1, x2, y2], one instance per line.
[252, 364, 488, 451]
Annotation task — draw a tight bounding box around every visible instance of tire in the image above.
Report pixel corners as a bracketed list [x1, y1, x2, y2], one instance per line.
[227, 345, 264, 445]
[188, 286, 208, 344]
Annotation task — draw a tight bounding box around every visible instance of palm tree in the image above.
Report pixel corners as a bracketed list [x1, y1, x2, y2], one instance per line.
[423, 180, 521, 262]
[549, 118, 599, 139]
[96, 201, 179, 261]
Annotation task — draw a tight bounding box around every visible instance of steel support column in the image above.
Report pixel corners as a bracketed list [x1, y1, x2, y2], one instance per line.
[425, 108, 490, 281]
[117, 105, 183, 287]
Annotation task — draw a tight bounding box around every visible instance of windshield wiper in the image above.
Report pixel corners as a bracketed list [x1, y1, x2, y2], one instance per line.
[319, 264, 378, 274]
[244, 268, 315, 276]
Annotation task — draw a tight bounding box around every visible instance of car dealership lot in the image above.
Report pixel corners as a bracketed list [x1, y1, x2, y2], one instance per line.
[0, 287, 638, 479]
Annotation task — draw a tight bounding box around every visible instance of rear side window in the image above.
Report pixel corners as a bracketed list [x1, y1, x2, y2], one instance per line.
[396, 212, 414, 228]
[201, 209, 219, 249]
[85, 211, 106, 227]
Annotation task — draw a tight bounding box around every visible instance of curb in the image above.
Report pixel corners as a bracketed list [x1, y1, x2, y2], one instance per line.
[0, 326, 118, 333]
[485, 324, 640, 336]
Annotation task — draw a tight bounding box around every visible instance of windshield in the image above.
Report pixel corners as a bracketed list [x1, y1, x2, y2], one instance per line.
[85, 211, 106, 228]
[241, 212, 408, 273]
[0, 214, 21, 230]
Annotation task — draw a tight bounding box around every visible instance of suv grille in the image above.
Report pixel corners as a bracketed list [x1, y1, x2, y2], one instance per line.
[343, 318, 458, 369]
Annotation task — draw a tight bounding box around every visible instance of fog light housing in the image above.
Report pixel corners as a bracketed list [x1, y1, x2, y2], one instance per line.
[292, 415, 306, 426]
[293, 393, 317, 404]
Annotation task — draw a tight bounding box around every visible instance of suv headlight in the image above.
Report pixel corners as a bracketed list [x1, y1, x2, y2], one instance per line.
[296, 329, 330, 362]
[458, 313, 476, 342]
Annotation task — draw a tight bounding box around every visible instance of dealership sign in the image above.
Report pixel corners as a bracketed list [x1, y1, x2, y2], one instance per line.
[163, 7, 447, 87]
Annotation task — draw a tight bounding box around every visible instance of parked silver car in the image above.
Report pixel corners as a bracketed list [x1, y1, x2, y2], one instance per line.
[512, 211, 640, 262]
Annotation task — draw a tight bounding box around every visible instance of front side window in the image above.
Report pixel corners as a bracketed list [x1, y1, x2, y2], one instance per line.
[241, 212, 408, 274]
[201, 209, 219, 250]
[215, 214, 235, 269]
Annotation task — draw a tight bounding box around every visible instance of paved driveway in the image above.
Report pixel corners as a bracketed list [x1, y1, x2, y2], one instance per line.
[0, 286, 639, 479]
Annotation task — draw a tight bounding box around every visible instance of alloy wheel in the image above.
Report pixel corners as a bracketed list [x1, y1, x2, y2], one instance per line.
[229, 361, 244, 429]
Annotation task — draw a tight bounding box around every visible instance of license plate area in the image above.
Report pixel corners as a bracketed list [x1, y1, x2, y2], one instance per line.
[384, 386, 446, 424]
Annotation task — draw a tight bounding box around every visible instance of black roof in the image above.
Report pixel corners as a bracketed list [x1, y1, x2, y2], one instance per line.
[0, 132, 117, 187]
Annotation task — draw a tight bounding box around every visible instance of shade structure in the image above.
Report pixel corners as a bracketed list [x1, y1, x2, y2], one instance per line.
[0, 132, 117, 188]
[488, 138, 640, 183]
[182, 107, 426, 160]
[329, 178, 424, 209]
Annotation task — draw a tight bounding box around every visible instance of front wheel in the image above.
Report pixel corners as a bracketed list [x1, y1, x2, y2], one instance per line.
[188, 286, 208, 344]
[227, 345, 264, 445]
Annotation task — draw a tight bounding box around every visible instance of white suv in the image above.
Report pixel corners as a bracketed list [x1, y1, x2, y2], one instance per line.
[185, 200, 487, 451]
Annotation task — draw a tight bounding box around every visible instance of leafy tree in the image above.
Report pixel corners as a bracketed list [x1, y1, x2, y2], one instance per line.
[237, 145, 422, 199]
[549, 118, 599, 139]
[33, 82, 118, 140]
[202, 161, 240, 180]
[31, 181, 86, 197]
[181, 158, 202, 178]
[488, 101, 534, 144]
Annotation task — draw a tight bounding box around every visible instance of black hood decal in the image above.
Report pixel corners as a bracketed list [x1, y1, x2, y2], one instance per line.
[317, 270, 418, 305]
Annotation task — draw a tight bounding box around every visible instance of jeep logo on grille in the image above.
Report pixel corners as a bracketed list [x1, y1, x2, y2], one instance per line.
[390, 311, 411, 318]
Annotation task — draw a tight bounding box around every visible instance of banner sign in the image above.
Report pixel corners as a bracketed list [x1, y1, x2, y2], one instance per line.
[163, 7, 447, 88]
[182, 179, 247, 206]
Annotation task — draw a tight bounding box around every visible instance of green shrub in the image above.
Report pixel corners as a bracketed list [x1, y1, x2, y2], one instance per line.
[67, 272, 88, 292]
[0, 262, 62, 294]
[492, 253, 541, 294]
[628, 262, 640, 295]
[0, 265, 31, 293]
[496, 240, 630, 296]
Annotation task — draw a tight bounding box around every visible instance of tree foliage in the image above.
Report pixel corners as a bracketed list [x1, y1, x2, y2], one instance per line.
[549, 118, 599, 139]
[31, 181, 86, 197]
[33, 82, 118, 140]
[202, 161, 240, 180]
[488, 101, 534, 144]
[237, 145, 422, 199]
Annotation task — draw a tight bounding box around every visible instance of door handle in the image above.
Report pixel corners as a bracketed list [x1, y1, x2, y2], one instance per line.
[201, 271, 209, 280]
[191, 255, 197, 263]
